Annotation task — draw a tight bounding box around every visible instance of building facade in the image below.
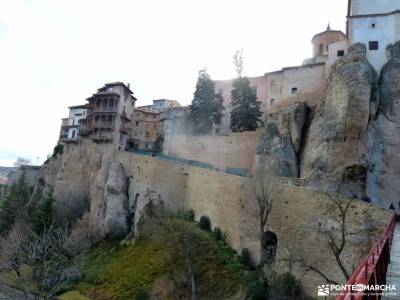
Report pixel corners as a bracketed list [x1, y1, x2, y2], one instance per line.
[59, 105, 87, 143]
[348, 0, 400, 72]
[78, 82, 137, 149]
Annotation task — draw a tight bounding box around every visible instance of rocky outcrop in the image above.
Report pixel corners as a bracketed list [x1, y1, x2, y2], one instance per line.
[300, 43, 379, 199]
[256, 102, 307, 177]
[367, 41, 400, 209]
[102, 161, 129, 238]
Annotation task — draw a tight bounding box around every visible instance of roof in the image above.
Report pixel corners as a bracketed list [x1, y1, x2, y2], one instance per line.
[101, 82, 134, 95]
[311, 29, 346, 42]
[264, 62, 325, 76]
[348, 9, 400, 19]
[69, 104, 87, 109]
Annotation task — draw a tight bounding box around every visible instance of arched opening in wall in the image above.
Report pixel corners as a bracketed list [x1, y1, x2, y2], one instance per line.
[319, 43, 324, 55]
[261, 231, 278, 263]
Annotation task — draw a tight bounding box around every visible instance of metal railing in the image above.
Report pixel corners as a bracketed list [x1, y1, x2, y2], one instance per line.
[336, 213, 396, 300]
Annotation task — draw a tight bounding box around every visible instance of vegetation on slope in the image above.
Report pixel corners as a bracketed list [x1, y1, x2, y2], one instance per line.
[73, 218, 246, 299]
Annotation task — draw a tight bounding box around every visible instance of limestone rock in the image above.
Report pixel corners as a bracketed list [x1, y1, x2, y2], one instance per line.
[256, 102, 307, 177]
[301, 43, 379, 198]
[367, 41, 400, 209]
[103, 161, 129, 238]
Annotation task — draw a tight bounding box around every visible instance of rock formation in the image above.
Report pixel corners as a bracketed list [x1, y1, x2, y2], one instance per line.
[256, 102, 307, 177]
[300, 43, 379, 199]
[367, 41, 400, 209]
[102, 161, 129, 238]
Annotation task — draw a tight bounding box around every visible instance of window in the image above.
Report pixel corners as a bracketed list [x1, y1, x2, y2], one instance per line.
[337, 50, 345, 57]
[319, 44, 323, 55]
[107, 87, 113, 92]
[371, 23, 376, 29]
[270, 99, 276, 106]
[153, 114, 156, 119]
[135, 121, 139, 126]
[291, 87, 298, 95]
[71, 130, 76, 138]
[369, 41, 379, 50]
[270, 80, 276, 87]
[145, 131, 150, 138]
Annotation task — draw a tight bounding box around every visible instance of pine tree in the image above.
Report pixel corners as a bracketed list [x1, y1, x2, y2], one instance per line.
[0, 172, 31, 236]
[230, 50, 263, 131]
[189, 69, 224, 134]
[0, 183, 18, 235]
[31, 186, 56, 234]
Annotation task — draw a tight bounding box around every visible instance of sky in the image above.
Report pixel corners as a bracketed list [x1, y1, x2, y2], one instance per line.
[0, 0, 347, 167]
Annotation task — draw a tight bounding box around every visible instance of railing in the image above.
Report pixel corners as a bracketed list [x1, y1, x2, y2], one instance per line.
[336, 213, 396, 300]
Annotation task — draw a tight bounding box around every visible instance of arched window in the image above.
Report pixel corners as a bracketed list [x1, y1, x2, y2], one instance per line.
[319, 44, 324, 54]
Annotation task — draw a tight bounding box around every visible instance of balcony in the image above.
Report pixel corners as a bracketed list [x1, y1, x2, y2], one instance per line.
[87, 106, 118, 115]
[61, 118, 74, 127]
[92, 121, 115, 129]
[91, 131, 113, 142]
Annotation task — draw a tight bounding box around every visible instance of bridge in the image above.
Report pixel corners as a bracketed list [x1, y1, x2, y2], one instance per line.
[336, 214, 398, 299]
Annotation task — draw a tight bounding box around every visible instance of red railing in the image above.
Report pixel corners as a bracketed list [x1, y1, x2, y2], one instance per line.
[336, 213, 396, 300]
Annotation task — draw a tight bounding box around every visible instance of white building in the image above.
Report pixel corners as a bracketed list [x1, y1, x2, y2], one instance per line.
[59, 105, 87, 143]
[348, 0, 400, 72]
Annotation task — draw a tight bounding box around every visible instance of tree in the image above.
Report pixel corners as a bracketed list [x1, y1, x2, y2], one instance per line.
[253, 167, 276, 278]
[230, 50, 263, 131]
[188, 69, 224, 134]
[284, 193, 374, 284]
[0, 172, 31, 236]
[31, 186, 56, 234]
[13, 157, 32, 167]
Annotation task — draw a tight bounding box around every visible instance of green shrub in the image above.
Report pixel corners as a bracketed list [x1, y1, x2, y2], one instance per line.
[199, 216, 211, 231]
[274, 272, 303, 298]
[246, 281, 268, 300]
[212, 226, 226, 242]
[52, 144, 64, 158]
[239, 248, 252, 268]
[185, 209, 195, 221]
[135, 288, 150, 300]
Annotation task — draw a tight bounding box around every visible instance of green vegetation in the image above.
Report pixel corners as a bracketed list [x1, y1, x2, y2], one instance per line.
[31, 186, 56, 233]
[230, 50, 263, 132]
[199, 215, 211, 231]
[188, 69, 224, 134]
[0, 172, 31, 235]
[73, 218, 247, 299]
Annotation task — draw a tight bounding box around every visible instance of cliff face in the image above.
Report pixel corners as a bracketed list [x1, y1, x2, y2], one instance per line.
[300, 43, 379, 199]
[368, 41, 400, 208]
[256, 102, 307, 177]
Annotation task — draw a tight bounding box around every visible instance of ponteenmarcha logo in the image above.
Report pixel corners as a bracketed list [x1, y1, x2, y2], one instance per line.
[318, 285, 330, 296]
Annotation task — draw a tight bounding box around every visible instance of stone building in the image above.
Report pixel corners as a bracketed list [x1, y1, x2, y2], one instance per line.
[129, 106, 161, 150]
[215, 0, 400, 131]
[127, 99, 183, 151]
[78, 82, 137, 150]
[160, 106, 190, 154]
[59, 105, 87, 143]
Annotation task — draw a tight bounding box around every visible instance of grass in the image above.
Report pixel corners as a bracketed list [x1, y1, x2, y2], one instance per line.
[69, 218, 247, 299]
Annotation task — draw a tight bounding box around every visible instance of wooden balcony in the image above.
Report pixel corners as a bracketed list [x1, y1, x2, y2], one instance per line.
[90, 131, 113, 142]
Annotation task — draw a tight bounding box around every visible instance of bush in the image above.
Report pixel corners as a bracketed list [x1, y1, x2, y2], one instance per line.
[239, 248, 252, 268]
[52, 144, 64, 158]
[199, 216, 211, 231]
[184, 209, 195, 221]
[273, 272, 303, 298]
[212, 226, 226, 242]
[135, 288, 150, 300]
[246, 281, 268, 300]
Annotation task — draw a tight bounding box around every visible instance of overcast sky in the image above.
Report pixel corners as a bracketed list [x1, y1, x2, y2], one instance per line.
[0, 0, 347, 167]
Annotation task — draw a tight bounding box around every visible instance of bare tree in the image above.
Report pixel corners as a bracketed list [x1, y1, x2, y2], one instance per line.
[13, 157, 32, 168]
[253, 167, 276, 268]
[283, 193, 374, 284]
[0, 223, 25, 276]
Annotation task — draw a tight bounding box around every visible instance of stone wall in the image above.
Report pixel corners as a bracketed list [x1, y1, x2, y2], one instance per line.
[116, 151, 393, 295]
[163, 130, 263, 172]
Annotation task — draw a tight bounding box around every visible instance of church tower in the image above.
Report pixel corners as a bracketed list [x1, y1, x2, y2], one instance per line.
[347, 0, 400, 72]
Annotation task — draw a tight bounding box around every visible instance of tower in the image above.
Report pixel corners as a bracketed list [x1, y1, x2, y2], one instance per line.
[347, 0, 400, 72]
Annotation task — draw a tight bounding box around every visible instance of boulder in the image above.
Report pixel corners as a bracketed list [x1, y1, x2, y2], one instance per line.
[256, 102, 307, 177]
[103, 161, 129, 238]
[301, 43, 379, 199]
[367, 41, 400, 209]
